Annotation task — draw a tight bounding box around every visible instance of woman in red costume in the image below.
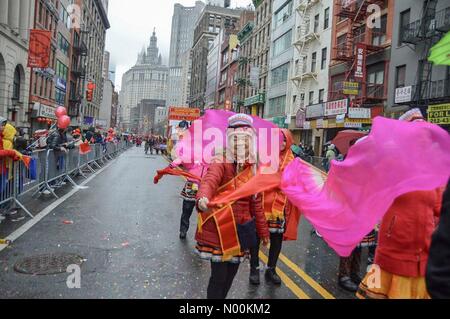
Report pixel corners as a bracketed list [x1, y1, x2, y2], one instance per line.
[196, 114, 270, 299]
[249, 129, 300, 285]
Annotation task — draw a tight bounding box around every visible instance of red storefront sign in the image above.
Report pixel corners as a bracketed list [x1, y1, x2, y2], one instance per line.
[324, 99, 349, 117]
[355, 43, 366, 82]
[27, 30, 52, 68]
[168, 107, 201, 121]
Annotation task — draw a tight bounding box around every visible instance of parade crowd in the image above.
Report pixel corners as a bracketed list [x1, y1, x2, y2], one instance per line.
[0, 113, 127, 223]
[154, 110, 450, 300]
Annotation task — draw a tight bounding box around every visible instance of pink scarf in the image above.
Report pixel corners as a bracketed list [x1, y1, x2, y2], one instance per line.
[281, 117, 450, 257]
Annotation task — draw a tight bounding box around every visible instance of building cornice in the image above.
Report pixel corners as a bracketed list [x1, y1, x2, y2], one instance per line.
[0, 27, 29, 51]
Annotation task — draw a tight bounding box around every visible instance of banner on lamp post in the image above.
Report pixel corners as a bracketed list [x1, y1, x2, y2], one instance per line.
[355, 44, 366, 82]
[28, 30, 52, 68]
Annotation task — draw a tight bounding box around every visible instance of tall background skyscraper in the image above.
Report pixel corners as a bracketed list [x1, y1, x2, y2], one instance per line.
[167, 2, 205, 107]
[119, 30, 169, 131]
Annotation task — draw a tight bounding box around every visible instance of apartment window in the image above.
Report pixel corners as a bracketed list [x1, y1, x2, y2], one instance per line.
[321, 48, 327, 70]
[12, 67, 21, 100]
[268, 95, 286, 116]
[271, 63, 290, 86]
[274, 0, 293, 29]
[55, 88, 66, 106]
[220, 71, 227, 85]
[219, 90, 225, 103]
[314, 14, 320, 33]
[222, 50, 229, 66]
[272, 30, 292, 57]
[302, 56, 307, 73]
[58, 62, 68, 86]
[319, 89, 325, 103]
[311, 52, 317, 72]
[58, 33, 70, 56]
[60, 4, 71, 29]
[33, 77, 37, 95]
[324, 7, 330, 30]
[337, 34, 346, 49]
[398, 10, 411, 45]
[372, 14, 387, 46]
[309, 91, 314, 104]
[395, 65, 406, 88]
[367, 63, 385, 98]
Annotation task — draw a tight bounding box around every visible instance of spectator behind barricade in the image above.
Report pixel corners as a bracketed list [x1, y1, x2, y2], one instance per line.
[47, 126, 69, 154]
[0, 117, 23, 219]
[0, 117, 17, 152]
[85, 127, 95, 144]
[94, 131, 104, 144]
[70, 128, 83, 147]
[14, 136, 30, 156]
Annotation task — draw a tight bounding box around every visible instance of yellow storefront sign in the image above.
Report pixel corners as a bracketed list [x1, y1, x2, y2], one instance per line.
[343, 82, 359, 95]
[345, 118, 372, 124]
[428, 104, 450, 125]
[327, 119, 337, 128]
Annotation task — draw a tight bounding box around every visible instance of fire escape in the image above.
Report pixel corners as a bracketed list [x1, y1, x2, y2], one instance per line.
[292, 0, 321, 115]
[69, 30, 88, 117]
[332, 0, 386, 107]
[400, 0, 450, 111]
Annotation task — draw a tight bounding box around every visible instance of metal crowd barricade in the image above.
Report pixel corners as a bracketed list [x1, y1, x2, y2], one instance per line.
[67, 147, 81, 176]
[87, 145, 101, 170]
[0, 158, 33, 218]
[105, 143, 115, 160]
[32, 149, 77, 199]
[0, 141, 131, 221]
[19, 150, 46, 195]
[94, 144, 105, 166]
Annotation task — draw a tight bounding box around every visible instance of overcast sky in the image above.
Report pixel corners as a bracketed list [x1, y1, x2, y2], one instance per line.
[105, 0, 253, 91]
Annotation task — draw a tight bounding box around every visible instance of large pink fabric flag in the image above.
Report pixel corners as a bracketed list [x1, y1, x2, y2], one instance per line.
[281, 117, 450, 257]
[175, 110, 279, 169]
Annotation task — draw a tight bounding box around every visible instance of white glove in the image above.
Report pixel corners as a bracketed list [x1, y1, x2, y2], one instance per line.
[198, 197, 210, 212]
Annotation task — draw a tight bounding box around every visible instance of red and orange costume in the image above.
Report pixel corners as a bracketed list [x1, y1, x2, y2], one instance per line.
[195, 162, 269, 263]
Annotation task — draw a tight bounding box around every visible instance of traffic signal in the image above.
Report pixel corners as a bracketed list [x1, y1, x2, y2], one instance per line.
[86, 89, 93, 102]
[86, 81, 95, 102]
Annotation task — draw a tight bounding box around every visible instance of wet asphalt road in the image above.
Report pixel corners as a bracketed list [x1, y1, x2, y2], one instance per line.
[0, 147, 364, 299]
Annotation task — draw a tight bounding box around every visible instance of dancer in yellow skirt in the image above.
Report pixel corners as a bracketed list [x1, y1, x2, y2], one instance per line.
[357, 109, 443, 299]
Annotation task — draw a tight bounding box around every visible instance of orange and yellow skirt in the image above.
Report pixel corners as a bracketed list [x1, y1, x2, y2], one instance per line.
[357, 265, 430, 299]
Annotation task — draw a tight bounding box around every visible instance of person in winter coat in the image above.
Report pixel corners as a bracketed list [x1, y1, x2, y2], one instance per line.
[325, 144, 337, 172]
[357, 109, 444, 299]
[426, 180, 450, 299]
[170, 159, 208, 240]
[47, 127, 69, 153]
[249, 129, 300, 286]
[196, 114, 270, 299]
[0, 117, 23, 218]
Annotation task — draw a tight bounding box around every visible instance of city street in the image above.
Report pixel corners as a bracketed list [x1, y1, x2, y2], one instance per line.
[0, 148, 361, 299]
